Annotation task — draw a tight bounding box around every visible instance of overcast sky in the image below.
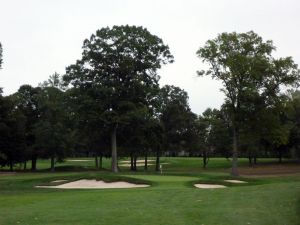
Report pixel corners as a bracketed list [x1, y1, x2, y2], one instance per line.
[1, 0, 299, 114]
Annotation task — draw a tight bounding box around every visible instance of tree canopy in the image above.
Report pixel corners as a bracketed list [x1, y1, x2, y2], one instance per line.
[197, 31, 300, 175]
[63, 25, 174, 172]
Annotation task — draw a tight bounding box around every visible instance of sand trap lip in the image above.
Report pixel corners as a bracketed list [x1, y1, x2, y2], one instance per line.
[194, 184, 227, 189]
[36, 179, 149, 189]
[51, 180, 68, 183]
[224, 179, 247, 183]
[66, 159, 92, 162]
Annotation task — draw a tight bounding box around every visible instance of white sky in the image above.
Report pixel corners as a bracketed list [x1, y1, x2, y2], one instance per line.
[0, 0, 299, 114]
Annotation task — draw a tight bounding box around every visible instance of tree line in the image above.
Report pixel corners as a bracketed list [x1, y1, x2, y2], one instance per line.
[0, 26, 300, 174]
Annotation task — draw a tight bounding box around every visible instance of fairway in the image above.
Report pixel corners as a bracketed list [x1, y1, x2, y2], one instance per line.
[0, 158, 300, 225]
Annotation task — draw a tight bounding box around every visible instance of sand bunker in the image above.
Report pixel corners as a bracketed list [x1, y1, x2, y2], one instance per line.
[120, 160, 155, 163]
[36, 179, 149, 189]
[194, 184, 227, 189]
[51, 180, 68, 183]
[67, 159, 92, 162]
[120, 163, 155, 167]
[224, 180, 247, 183]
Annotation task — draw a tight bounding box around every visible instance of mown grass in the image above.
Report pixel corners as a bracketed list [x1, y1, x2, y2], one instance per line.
[0, 157, 299, 225]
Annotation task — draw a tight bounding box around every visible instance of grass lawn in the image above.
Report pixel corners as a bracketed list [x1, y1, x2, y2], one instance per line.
[0, 157, 299, 225]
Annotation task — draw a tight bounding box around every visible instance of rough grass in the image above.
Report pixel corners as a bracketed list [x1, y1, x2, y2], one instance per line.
[0, 157, 299, 225]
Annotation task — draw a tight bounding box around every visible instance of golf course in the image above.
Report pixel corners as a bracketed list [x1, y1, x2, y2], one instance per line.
[0, 157, 299, 225]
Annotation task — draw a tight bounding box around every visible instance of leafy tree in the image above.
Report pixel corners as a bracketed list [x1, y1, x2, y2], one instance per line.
[0, 95, 26, 171]
[63, 25, 173, 172]
[14, 85, 41, 170]
[39, 72, 64, 89]
[195, 108, 232, 168]
[34, 86, 67, 172]
[288, 90, 300, 160]
[159, 85, 196, 156]
[197, 31, 300, 175]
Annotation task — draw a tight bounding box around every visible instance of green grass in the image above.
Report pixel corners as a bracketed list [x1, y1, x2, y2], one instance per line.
[0, 157, 299, 225]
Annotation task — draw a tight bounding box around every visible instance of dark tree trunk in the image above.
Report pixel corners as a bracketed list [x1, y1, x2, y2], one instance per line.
[9, 161, 13, 172]
[111, 125, 118, 172]
[278, 149, 283, 163]
[31, 154, 37, 171]
[23, 161, 27, 170]
[130, 152, 134, 171]
[133, 155, 137, 171]
[99, 154, 103, 169]
[50, 155, 55, 172]
[231, 126, 239, 176]
[203, 149, 209, 168]
[144, 152, 148, 171]
[155, 150, 160, 172]
[95, 155, 99, 169]
[248, 156, 253, 166]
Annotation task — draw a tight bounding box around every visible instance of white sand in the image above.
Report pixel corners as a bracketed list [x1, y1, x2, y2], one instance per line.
[51, 180, 68, 183]
[36, 179, 149, 189]
[224, 180, 247, 183]
[194, 184, 227, 189]
[67, 159, 92, 162]
[120, 160, 155, 163]
[120, 163, 155, 167]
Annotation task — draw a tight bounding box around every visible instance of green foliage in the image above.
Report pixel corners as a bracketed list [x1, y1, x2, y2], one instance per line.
[159, 85, 196, 154]
[0, 95, 26, 169]
[33, 86, 68, 168]
[63, 25, 173, 171]
[197, 31, 300, 173]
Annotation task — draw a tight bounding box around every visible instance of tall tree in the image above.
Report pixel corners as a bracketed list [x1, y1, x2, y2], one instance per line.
[14, 85, 41, 170]
[0, 95, 26, 171]
[197, 31, 300, 175]
[159, 85, 194, 156]
[34, 86, 66, 172]
[63, 25, 173, 172]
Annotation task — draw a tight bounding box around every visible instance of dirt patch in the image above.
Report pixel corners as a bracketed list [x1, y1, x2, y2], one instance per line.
[237, 163, 300, 176]
[0, 172, 16, 176]
[194, 184, 227, 189]
[36, 179, 150, 189]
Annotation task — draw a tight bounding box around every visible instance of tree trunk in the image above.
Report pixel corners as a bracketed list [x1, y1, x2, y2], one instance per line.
[231, 126, 239, 176]
[31, 154, 37, 171]
[254, 155, 257, 165]
[278, 149, 282, 163]
[144, 152, 148, 171]
[50, 155, 55, 172]
[133, 155, 137, 171]
[130, 152, 134, 171]
[155, 150, 160, 172]
[99, 154, 103, 169]
[203, 150, 209, 168]
[9, 161, 13, 172]
[95, 155, 99, 169]
[23, 161, 27, 170]
[248, 156, 253, 166]
[111, 125, 118, 172]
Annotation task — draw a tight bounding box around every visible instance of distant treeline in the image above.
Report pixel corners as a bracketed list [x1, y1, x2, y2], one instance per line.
[0, 27, 300, 173]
